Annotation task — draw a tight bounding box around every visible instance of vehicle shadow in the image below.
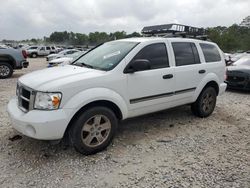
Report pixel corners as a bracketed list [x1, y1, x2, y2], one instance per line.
[11, 73, 25, 79]
[226, 88, 250, 95]
[7, 105, 191, 147]
[4, 104, 205, 173]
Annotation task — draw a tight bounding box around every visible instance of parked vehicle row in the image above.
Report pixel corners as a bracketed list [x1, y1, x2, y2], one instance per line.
[7, 37, 227, 155]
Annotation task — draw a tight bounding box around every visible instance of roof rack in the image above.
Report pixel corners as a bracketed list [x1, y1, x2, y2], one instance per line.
[142, 23, 208, 40]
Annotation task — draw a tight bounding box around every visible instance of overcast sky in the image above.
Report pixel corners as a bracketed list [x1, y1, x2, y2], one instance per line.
[0, 0, 249, 40]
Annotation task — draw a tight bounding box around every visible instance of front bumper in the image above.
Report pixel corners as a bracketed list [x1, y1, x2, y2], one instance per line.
[225, 80, 250, 91]
[7, 97, 73, 140]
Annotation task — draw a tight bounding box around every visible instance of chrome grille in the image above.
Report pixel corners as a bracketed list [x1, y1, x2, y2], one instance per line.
[17, 83, 34, 112]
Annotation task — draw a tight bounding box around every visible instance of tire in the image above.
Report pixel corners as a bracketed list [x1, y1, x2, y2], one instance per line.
[0, 62, 13, 79]
[191, 87, 217, 118]
[31, 53, 37, 58]
[69, 106, 118, 155]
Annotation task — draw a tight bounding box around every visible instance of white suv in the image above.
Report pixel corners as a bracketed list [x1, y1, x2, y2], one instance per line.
[27, 46, 56, 58]
[7, 37, 227, 155]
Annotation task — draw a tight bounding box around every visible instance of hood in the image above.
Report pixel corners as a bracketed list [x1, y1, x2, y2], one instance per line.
[49, 57, 73, 64]
[27, 49, 37, 52]
[227, 65, 250, 71]
[47, 53, 58, 58]
[18, 65, 105, 90]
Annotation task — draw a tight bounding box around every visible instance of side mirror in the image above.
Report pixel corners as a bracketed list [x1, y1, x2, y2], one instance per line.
[124, 59, 151, 73]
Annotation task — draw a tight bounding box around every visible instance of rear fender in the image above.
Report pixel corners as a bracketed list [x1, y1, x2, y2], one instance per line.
[193, 73, 220, 101]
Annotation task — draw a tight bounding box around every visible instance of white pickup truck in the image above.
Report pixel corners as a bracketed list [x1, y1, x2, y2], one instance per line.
[7, 37, 227, 155]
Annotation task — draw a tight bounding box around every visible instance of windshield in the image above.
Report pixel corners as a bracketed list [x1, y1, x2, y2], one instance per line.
[233, 56, 250, 66]
[73, 41, 138, 71]
[69, 51, 86, 59]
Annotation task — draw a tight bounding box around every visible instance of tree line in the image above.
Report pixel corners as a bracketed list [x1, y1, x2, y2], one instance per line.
[207, 24, 250, 52]
[4, 24, 249, 52]
[45, 31, 141, 46]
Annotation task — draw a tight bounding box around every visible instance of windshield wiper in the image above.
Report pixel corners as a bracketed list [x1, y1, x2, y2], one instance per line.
[73, 62, 106, 71]
[73, 62, 94, 69]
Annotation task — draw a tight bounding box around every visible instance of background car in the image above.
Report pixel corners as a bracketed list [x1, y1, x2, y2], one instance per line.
[47, 51, 87, 67]
[225, 56, 250, 91]
[46, 49, 80, 61]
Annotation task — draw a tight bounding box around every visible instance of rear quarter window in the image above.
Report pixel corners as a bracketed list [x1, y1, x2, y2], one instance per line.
[200, 43, 221, 62]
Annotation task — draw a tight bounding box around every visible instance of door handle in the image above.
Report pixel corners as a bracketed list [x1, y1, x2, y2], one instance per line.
[163, 74, 173, 79]
[199, 70, 206, 74]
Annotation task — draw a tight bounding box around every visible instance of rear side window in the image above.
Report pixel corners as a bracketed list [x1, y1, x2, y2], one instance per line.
[172, 42, 200, 66]
[133, 43, 169, 69]
[200, 43, 221, 62]
[46, 47, 51, 50]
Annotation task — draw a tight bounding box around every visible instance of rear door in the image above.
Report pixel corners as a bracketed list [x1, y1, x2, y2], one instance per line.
[126, 42, 175, 115]
[171, 42, 206, 100]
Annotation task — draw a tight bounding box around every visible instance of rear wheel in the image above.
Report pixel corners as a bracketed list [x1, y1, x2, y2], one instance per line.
[191, 87, 217, 118]
[0, 62, 13, 79]
[69, 106, 118, 155]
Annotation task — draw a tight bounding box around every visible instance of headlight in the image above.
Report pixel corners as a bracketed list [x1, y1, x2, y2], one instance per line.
[34, 92, 62, 110]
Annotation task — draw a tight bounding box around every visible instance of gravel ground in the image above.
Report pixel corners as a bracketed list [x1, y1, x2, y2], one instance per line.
[0, 58, 249, 188]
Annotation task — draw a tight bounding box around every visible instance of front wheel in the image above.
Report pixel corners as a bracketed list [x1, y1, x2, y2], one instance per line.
[31, 53, 37, 58]
[0, 62, 13, 79]
[191, 87, 217, 118]
[69, 106, 118, 155]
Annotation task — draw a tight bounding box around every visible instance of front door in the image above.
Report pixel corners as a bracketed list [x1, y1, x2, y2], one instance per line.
[125, 43, 175, 117]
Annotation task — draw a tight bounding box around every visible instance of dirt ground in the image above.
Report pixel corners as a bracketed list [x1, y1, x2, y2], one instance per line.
[0, 58, 249, 188]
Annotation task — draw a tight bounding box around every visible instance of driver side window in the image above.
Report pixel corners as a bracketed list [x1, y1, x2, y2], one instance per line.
[133, 43, 169, 69]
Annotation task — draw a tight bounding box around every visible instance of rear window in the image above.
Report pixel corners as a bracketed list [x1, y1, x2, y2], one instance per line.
[200, 43, 221, 62]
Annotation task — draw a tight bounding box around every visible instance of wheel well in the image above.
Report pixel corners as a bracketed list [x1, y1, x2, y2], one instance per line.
[63, 100, 123, 139]
[0, 56, 15, 68]
[203, 81, 219, 95]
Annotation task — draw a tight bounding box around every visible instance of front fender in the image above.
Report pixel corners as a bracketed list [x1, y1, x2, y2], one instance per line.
[193, 73, 220, 101]
[63, 88, 128, 119]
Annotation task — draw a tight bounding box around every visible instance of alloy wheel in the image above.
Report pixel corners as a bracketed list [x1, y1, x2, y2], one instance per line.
[0, 65, 10, 77]
[201, 92, 215, 113]
[81, 115, 111, 147]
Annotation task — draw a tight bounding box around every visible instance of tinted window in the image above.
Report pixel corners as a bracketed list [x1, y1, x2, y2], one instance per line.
[172, 42, 200, 66]
[200, 43, 221, 62]
[133, 43, 169, 69]
[46, 47, 50, 50]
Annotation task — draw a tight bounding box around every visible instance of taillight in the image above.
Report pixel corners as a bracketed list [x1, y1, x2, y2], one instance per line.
[22, 50, 27, 59]
[224, 68, 228, 80]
